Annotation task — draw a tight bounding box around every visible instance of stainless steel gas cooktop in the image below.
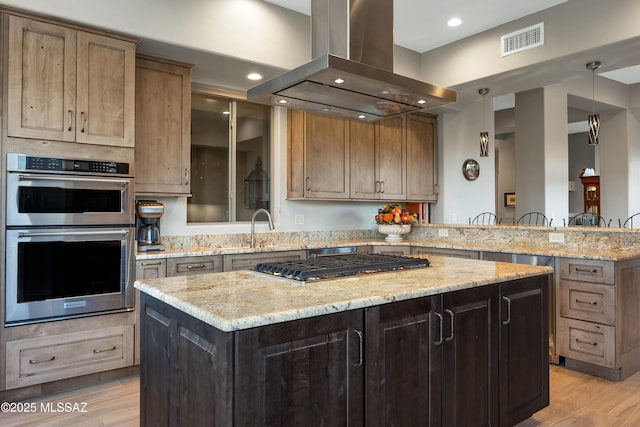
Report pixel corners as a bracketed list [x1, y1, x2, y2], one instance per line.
[253, 254, 430, 283]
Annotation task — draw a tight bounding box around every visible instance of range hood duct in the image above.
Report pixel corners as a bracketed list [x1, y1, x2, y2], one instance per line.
[247, 0, 457, 122]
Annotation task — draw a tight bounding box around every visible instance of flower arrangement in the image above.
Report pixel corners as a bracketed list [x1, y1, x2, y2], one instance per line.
[375, 204, 418, 225]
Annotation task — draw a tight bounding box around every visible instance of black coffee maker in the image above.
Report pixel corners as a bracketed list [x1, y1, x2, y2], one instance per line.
[136, 200, 165, 252]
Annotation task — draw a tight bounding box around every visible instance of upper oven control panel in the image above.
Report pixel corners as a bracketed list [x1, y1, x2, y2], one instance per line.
[7, 153, 131, 176]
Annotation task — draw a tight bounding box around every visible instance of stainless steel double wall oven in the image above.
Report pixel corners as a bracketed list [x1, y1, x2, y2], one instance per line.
[5, 153, 135, 325]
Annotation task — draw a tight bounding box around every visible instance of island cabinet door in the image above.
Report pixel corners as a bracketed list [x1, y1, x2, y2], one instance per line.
[499, 275, 550, 427]
[235, 310, 365, 427]
[139, 294, 234, 427]
[441, 285, 500, 427]
[365, 296, 442, 427]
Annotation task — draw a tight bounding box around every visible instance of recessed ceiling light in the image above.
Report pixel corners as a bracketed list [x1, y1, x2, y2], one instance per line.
[278, 99, 288, 104]
[417, 99, 426, 104]
[222, 111, 230, 115]
[357, 114, 366, 120]
[447, 17, 462, 27]
[321, 108, 331, 112]
[334, 78, 345, 84]
[247, 73, 262, 81]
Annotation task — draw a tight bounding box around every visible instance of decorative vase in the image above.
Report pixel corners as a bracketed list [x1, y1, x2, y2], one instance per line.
[377, 224, 411, 242]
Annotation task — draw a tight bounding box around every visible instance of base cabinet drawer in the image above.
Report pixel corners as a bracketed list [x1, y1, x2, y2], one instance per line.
[223, 250, 306, 271]
[5, 325, 134, 389]
[559, 258, 614, 284]
[167, 255, 222, 276]
[559, 280, 615, 325]
[557, 317, 615, 368]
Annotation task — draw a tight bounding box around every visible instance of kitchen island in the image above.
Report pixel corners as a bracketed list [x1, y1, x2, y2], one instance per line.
[135, 255, 552, 426]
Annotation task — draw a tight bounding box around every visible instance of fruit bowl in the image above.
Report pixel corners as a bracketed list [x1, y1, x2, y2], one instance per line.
[377, 223, 412, 242]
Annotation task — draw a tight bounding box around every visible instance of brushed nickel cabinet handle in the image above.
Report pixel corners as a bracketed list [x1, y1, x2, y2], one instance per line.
[353, 328, 364, 367]
[575, 338, 598, 346]
[67, 110, 73, 131]
[80, 112, 87, 133]
[141, 261, 163, 266]
[29, 356, 55, 364]
[575, 299, 598, 305]
[502, 296, 512, 325]
[305, 177, 311, 191]
[445, 309, 455, 341]
[380, 181, 385, 194]
[434, 312, 444, 346]
[184, 168, 189, 185]
[186, 264, 206, 269]
[375, 180, 380, 193]
[574, 267, 598, 274]
[94, 346, 117, 354]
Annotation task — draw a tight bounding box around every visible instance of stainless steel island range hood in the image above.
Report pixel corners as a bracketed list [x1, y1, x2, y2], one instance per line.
[247, 0, 457, 122]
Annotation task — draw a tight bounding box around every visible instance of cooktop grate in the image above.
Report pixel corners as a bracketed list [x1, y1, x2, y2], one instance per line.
[253, 253, 429, 282]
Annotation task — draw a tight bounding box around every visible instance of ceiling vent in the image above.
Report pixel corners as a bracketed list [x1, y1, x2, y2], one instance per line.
[501, 22, 544, 57]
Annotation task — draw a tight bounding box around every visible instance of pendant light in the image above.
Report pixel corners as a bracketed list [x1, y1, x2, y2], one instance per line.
[586, 61, 601, 145]
[479, 88, 490, 157]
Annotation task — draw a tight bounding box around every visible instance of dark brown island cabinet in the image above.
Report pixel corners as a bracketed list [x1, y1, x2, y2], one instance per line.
[139, 275, 549, 426]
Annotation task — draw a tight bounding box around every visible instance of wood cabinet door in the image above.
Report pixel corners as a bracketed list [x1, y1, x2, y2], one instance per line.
[349, 119, 378, 199]
[366, 296, 442, 427]
[377, 116, 406, 199]
[499, 275, 550, 426]
[135, 55, 192, 195]
[235, 310, 364, 426]
[76, 31, 135, 147]
[6, 15, 77, 142]
[442, 285, 499, 427]
[304, 113, 350, 199]
[406, 114, 437, 201]
[140, 295, 234, 427]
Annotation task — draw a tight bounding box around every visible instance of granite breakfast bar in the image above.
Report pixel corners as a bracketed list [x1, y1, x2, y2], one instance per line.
[135, 256, 553, 426]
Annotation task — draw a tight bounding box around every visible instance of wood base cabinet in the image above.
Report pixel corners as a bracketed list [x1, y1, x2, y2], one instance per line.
[139, 274, 549, 426]
[556, 257, 640, 381]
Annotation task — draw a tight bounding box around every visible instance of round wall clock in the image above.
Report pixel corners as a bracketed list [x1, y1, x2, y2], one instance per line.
[463, 159, 480, 181]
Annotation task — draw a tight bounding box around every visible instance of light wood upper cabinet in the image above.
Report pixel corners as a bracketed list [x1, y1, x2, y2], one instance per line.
[406, 113, 438, 201]
[288, 110, 350, 199]
[6, 14, 135, 147]
[135, 55, 193, 195]
[288, 110, 436, 202]
[376, 116, 405, 199]
[350, 117, 405, 200]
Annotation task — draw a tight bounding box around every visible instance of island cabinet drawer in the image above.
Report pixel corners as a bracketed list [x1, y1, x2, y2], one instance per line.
[223, 250, 306, 271]
[559, 279, 615, 325]
[5, 325, 134, 389]
[556, 317, 615, 368]
[558, 258, 614, 284]
[167, 255, 222, 276]
[136, 259, 167, 279]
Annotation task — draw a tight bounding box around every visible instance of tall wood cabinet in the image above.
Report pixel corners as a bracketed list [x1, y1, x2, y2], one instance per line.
[288, 110, 437, 202]
[6, 14, 136, 147]
[579, 175, 600, 216]
[135, 54, 193, 195]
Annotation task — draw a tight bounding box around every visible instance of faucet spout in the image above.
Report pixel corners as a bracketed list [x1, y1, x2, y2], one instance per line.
[251, 208, 275, 248]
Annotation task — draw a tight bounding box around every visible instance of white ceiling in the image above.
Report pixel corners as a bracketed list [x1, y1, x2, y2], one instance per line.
[265, 0, 568, 53]
[136, 0, 640, 110]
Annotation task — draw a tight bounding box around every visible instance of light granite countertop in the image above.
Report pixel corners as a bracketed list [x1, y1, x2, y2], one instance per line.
[134, 255, 552, 332]
[136, 238, 640, 261]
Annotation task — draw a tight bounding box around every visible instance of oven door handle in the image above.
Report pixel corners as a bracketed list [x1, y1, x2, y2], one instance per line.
[18, 174, 130, 187]
[18, 229, 130, 238]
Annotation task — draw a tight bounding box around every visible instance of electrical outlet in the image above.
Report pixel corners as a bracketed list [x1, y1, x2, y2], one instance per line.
[294, 214, 304, 225]
[438, 228, 449, 237]
[549, 232, 565, 243]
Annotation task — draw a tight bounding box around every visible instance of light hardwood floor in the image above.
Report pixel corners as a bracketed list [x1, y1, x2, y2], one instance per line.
[3, 364, 640, 426]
